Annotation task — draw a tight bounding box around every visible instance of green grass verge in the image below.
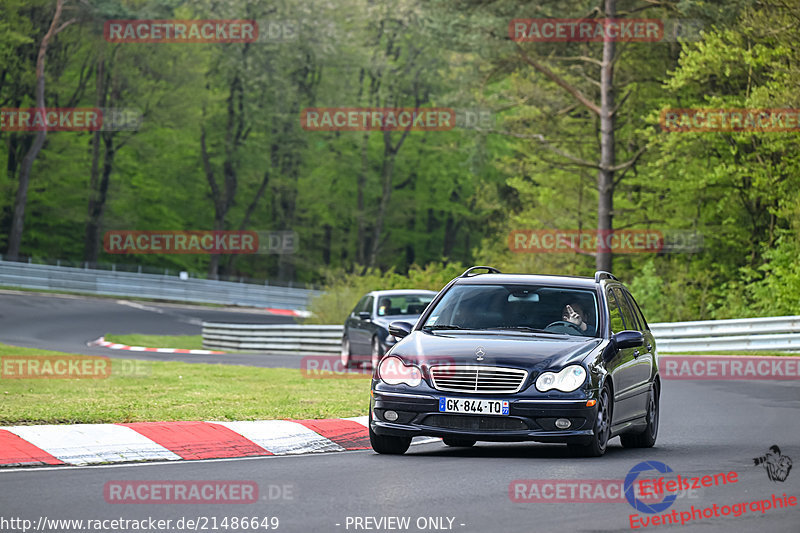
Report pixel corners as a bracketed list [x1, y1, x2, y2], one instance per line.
[665, 351, 799, 356]
[104, 334, 208, 350]
[0, 343, 368, 425]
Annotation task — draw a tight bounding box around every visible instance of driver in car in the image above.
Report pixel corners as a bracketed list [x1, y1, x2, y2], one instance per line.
[547, 303, 593, 336]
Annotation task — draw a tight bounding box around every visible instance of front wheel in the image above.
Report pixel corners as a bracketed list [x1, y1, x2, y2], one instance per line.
[369, 415, 411, 455]
[620, 382, 659, 448]
[568, 384, 612, 457]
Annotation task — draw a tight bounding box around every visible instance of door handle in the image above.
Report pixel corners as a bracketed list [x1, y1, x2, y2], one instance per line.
[633, 350, 640, 358]
[646, 344, 652, 352]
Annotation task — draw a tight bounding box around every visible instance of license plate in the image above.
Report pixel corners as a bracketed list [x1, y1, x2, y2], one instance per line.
[438, 397, 509, 416]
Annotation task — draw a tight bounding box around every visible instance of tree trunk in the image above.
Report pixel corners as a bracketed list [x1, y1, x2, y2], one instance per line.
[224, 170, 270, 273]
[84, 54, 108, 265]
[356, 130, 369, 265]
[84, 135, 115, 265]
[367, 134, 398, 268]
[596, 0, 617, 272]
[6, 0, 70, 260]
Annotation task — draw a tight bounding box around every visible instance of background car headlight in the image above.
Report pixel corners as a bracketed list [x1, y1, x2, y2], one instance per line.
[535, 365, 587, 392]
[378, 356, 422, 387]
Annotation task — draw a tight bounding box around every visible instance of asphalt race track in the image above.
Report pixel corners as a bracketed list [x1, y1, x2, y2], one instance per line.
[0, 291, 303, 368]
[1, 291, 798, 532]
[2, 380, 798, 532]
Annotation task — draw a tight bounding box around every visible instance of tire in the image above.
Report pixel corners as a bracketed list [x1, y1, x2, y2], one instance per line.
[442, 438, 476, 447]
[369, 414, 411, 455]
[568, 384, 612, 457]
[371, 337, 384, 369]
[620, 382, 659, 448]
[340, 336, 352, 368]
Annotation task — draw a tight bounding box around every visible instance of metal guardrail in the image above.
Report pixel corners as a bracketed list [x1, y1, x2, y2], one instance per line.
[0, 259, 319, 310]
[202, 316, 800, 355]
[650, 316, 800, 352]
[203, 323, 343, 355]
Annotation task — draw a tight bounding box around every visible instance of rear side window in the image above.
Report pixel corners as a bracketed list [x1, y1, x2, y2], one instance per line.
[606, 288, 625, 334]
[622, 289, 648, 331]
[613, 287, 639, 331]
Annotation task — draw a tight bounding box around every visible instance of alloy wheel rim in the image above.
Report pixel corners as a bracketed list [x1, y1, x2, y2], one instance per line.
[648, 392, 658, 437]
[596, 390, 610, 447]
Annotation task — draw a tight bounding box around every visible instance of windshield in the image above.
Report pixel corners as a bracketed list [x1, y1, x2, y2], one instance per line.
[376, 294, 435, 316]
[422, 284, 600, 338]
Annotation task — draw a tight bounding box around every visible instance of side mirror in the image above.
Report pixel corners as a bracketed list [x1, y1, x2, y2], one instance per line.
[388, 321, 413, 339]
[358, 311, 372, 321]
[613, 330, 644, 349]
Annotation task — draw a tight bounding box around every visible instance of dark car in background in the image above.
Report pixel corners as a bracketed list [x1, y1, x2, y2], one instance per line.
[341, 289, 437, 368]
[369, 266, 659, 457]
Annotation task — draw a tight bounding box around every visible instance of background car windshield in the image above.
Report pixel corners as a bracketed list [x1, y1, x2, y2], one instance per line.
[422, 284, 599, 337]
[376, 294, 434, 316]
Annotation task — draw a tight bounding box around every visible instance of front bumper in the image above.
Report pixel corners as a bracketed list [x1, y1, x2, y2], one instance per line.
[370, 389, 599, 445]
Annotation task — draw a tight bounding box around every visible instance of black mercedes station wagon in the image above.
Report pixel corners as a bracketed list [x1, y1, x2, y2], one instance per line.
[369, 266, 660, 457]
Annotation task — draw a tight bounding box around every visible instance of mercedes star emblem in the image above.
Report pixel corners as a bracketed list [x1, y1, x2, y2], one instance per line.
[475, 346, 485, 361]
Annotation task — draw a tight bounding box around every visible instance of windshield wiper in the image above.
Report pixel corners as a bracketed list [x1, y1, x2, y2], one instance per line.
[422, 324, 467, 330]
[488, 326, 553, 334]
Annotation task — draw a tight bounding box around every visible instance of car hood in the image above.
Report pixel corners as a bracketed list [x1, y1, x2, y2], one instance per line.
[389, 330, 602, 372]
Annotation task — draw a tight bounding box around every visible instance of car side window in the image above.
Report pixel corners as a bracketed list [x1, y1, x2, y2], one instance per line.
[606, 288, 625, 334]
[623, 289, 648, 331]
[613, 287, 639, 331]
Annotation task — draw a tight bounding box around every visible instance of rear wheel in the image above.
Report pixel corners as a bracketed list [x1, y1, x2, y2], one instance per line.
[369, 413, 411, 455]
[568, 384, 612, 457]
[340, 336, 352, 368]
[442, 438, 476, 447]
[620, 382, 659, 448]
[371, 337, 383, 369]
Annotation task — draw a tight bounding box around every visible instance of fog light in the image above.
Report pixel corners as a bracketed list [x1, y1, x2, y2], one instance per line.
[384, 410, 399, 422]
[555, 418, 571, 429]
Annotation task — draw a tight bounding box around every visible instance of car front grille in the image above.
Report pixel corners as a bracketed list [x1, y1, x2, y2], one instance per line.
[422, 414, 529, 431]
[429, 365, 528, 394]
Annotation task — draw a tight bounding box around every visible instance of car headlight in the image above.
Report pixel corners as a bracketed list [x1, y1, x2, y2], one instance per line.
[378, 356, 422, 387]
[535, 365, 587, 392]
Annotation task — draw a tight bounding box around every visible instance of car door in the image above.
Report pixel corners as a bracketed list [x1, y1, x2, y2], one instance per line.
[615, 287, 653, 421]
[350, 295, 374, 357]
[604, 286, 640, 425]
[346, 296, 368, 356]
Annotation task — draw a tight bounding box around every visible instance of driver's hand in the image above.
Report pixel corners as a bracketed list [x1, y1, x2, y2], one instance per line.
[564, 305, 582, 326]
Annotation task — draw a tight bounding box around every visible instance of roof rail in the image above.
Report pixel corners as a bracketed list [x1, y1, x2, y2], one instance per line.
[460, 266, 502, 277]
[594, 270, 619, 283]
